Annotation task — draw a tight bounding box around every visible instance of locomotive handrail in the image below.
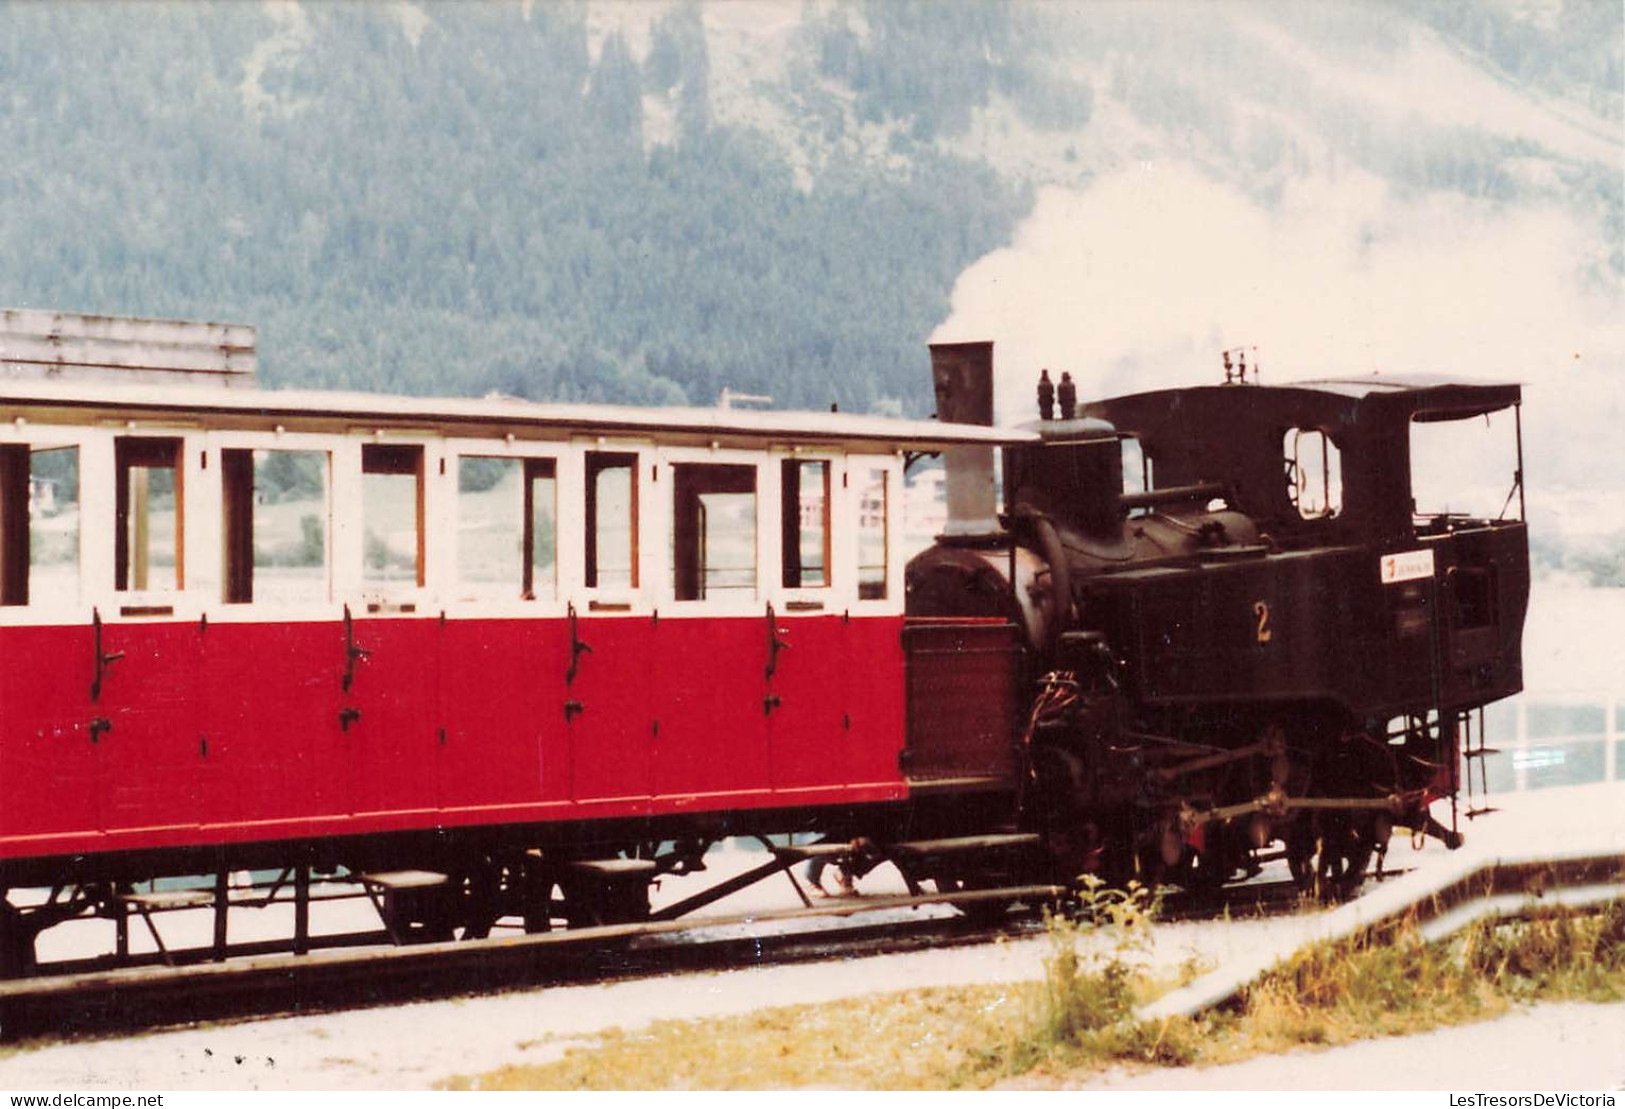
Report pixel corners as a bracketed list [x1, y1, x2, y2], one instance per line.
[1119, 481, 1228, 512]
[1137, 843, 1625, 1023]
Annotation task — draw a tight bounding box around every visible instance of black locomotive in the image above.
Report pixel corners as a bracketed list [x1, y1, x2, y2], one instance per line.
[905, 342, 1528, 894]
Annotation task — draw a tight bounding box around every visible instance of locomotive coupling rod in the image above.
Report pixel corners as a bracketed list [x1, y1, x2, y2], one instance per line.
[1194, 792, 1410, 826]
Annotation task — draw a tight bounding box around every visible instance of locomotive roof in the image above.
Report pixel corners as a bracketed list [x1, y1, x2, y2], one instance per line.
[0, 376, 1036, 449]
[1093, 375, 1521, 423]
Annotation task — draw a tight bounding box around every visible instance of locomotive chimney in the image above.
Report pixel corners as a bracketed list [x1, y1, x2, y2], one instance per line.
[929, 340, 1003, 539]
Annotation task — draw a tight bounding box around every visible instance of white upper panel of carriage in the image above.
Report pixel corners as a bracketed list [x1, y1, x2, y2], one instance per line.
[0, 376, 1031, 450]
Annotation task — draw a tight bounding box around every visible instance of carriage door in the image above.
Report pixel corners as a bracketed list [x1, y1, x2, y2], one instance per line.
[96, 435, 202, 839]
[438, 449, 565, 814]
[766, 454, 849, 798]
[566, 448, 655, 809]
[344, 441, 439, 821]
[655, 454, 768, 801]
[0, 438, 99, 843]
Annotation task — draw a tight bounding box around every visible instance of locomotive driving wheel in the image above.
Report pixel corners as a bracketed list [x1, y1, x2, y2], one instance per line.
[1286, 814, 1374, 900]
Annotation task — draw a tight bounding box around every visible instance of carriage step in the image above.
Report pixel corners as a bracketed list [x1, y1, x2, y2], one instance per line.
[775, 842, 856, 859]
[118, 889, 216, 911]
[358, 869, 449, 891]
[566, 858, 660, 877]
[888, 833, 1040, 858]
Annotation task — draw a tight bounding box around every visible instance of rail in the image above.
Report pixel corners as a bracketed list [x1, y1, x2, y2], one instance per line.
[0, 883, 1062, 1040]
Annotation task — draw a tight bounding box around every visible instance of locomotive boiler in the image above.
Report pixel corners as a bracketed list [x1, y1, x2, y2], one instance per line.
[906, 342, 1529, 894]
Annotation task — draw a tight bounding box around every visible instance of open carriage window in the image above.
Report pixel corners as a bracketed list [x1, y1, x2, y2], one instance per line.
[1284, 428, 1341, 519]
[361, 443, 424, 588]
[1410, 408, 1522, 525]
[115, 437, 183, 592]
[222, 449, 329, 604]
[457, 456, 556, 600]
[673, 463, 756, 601]
[854, 467, 889, 601]
[585, 452, 638, 590]
[780, 459, 830, 589]
[0, 443, 80, 606]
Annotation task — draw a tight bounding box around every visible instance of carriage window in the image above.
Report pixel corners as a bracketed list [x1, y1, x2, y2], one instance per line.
[1, 444, 80, 605]
[361, 443, 424, 587]
[457, 456, 557, 599]
[115, 437, 183, 592]
[781, 459, 830, 589]
[222, 449, 329, 604]
[855, 467, 889, 600]
[585, 452, 638, 590]
[673, 463, 756, 601]
[1284, 428, 1341, 519]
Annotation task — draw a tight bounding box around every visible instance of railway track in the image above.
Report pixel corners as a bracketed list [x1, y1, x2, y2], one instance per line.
[0, 885, 1062, 1043]
[0, 860, 1401, 1044]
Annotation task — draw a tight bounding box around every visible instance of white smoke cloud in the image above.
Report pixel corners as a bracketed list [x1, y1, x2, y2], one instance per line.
[932, 162, 1623, 501]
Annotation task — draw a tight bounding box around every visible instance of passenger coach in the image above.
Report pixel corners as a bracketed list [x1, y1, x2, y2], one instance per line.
[0, 310, 1032, 969]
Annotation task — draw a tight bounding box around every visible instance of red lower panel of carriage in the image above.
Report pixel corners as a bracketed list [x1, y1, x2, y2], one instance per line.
[0, 613, 908, 861]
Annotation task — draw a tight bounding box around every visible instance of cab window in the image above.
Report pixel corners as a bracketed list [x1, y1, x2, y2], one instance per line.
[1285, 428, 1341, 519]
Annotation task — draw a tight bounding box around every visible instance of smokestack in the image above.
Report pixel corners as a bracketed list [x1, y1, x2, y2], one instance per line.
[928, 341, 1002, 539]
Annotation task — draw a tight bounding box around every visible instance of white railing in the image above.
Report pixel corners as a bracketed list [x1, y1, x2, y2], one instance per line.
[1482, 691, 1621, 793]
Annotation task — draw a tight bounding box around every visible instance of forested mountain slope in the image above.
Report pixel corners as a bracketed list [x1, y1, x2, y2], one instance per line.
[0, 1, 1616, 415]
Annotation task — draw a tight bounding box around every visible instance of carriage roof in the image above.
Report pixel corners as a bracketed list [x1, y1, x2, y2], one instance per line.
[0, 376, 1034, 451]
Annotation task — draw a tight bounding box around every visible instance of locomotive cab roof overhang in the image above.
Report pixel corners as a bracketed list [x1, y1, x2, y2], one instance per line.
[1084, 376, 1522, 431]
[0, 376, 1038, 453]
[1298, 376, 1522, 422]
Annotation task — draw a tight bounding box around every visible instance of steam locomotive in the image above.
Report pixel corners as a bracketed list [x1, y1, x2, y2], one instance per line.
[0, 312, 1526, 977]
[907, 342, 1528, 892]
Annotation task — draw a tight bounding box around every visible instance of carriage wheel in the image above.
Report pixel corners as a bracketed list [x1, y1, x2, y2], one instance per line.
[378, 883, 458, 943]
[519, 858, 555, 934]
[930, 873, 1019, 925]
[561, 874, 651, 929]
[0, 898, 34, 979]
